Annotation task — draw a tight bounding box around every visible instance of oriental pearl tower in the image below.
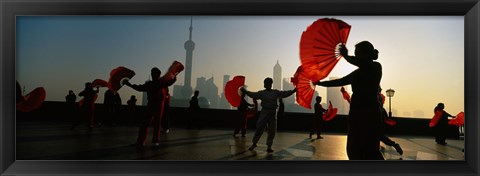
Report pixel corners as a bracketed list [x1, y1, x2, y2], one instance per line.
[182, 17, 195, 99]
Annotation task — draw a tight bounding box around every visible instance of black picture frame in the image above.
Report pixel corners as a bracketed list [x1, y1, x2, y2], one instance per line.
[1, 0, 479, 175]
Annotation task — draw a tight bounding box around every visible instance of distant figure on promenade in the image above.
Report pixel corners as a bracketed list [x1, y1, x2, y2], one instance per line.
[187, 90, 201, 129]
[161, 88, 171, 134]
[431, 103, 455, 145]
[124, 67, 177, 149]
[277, 98, 285, 130]
[102, 89, 121, 126]
[127, 95, 137, 123]
[241, 77, 296, 153]
[310, 96, 327, 139]
[377, 87, 403, 155]
[233, 92, 254, 137]
[72, 82, 99, 130]
[316, 41, 384, 160]
[65, 90, 77, 119]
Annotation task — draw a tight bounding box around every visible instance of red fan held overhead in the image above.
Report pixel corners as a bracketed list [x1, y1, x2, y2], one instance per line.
[291, 66, 315, 109]
[225, 76, 246, 107]
[161, 60, 184, 82]
[108, 66, 136, 92]
[92, 79, 109, 88]
[16, 84, 46, 112]
[299, 18, 351, 83]
[448, 112, 465, 127]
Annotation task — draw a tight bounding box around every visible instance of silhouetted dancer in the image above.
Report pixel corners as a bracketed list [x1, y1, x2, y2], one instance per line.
[310, 96, 327, 139]
[102, 89, 121, 126]
[378, 87, 403, 155]
[65, 90, 77, 124]
[241, 77, 296, 153]
[233, 92, 254, 137]
[161, 87, 171, 134]
[124, 67, 177, 149]
[127, 95, 137, 123]
[73, 82, 99, 130]
[316, 41, 384, 160]
[187, 90, 201, 129]
[432, 103, 454, 145]
[277, 98, 285, 130]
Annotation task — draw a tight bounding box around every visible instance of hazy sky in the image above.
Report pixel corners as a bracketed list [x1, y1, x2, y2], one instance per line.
[16, 16, 464, 118]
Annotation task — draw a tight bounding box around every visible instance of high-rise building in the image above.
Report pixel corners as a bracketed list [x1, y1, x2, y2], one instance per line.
[181, 16, 195, 99]
[326, 77, 350, 115]
[273, 60, 282, 90]
[194, 76, 219, 109]
[218, 75, 231, 109]
[282, 78, 295, 104]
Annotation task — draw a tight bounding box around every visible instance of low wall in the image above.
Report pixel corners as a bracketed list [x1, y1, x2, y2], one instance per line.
[17, 101, 461, 139]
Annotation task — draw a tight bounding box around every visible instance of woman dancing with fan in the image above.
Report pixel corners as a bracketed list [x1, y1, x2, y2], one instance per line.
[316, 41, 384, 160]
[241, 77, 296, 153]
[124, 67, 179, 149]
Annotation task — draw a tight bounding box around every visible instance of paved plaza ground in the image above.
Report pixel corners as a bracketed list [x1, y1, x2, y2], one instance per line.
[16, 121, 464, 161]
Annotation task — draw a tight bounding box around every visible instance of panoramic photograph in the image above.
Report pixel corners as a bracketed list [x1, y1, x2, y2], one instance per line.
[15, 16, 464, 160]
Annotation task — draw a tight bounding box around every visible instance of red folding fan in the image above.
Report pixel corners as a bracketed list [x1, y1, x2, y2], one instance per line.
[92, 79, 109, 88]
[448, 112, 465, 127]
[322, 101, 338, 121]
[299, 18, 351, 83]
[16, 86, 46, 112]
[161, 60, 185, 81]
[291, 66, 315, 109]
[108, 66, 136, 92]
[340, 87, 351, 104]
[429, 110, 443, 127]
[225, 75, 245, 107]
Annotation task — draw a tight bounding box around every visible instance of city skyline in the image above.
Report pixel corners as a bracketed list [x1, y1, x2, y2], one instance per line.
[16, 16, 464, 118]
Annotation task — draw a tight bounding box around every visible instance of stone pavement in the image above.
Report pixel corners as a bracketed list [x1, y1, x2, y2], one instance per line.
[16, 121, 464, 160]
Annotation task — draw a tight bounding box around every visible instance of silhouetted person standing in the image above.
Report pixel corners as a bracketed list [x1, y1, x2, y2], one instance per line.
[127, 95, 137, 123]
[74, 82, 99, 130]
[277, 98, 285, 130]
[102, 89, 121, 126]
[241, 77, 296, 153]
[125, 67, 177, 149]
[316, 41, 384, 160]
[188, 90, 201, 129]
[310, 96, 327, 139]
[433, 103, 454, 145]
[233, 92, 254, 137]
[65, 90, 77, 124]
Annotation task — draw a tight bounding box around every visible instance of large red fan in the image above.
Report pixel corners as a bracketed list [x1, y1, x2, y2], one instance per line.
[448, 112, 464, 127]
[92, 79, 109, 88]
[299, 18, 351, 83]
[161, 60, 184, 82]
[291, 66, 315, 109]
[322, 101, 338, 121]
[108, 66, 136, 92]
[16, 87, 46, 112]
[429, 110, 443, 127]
[225, 76, 246, 107]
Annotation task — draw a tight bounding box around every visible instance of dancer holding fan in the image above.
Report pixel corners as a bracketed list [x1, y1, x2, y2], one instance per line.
[315, 41, 383, 160]
[225, 76, 255, 137]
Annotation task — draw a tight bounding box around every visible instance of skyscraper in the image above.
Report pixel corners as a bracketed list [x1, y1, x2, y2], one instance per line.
[273, 60, 282, 90]
[182, 16, 195, 99]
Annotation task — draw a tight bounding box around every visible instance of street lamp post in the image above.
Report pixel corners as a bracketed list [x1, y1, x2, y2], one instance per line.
[386, 88, 395, 118]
